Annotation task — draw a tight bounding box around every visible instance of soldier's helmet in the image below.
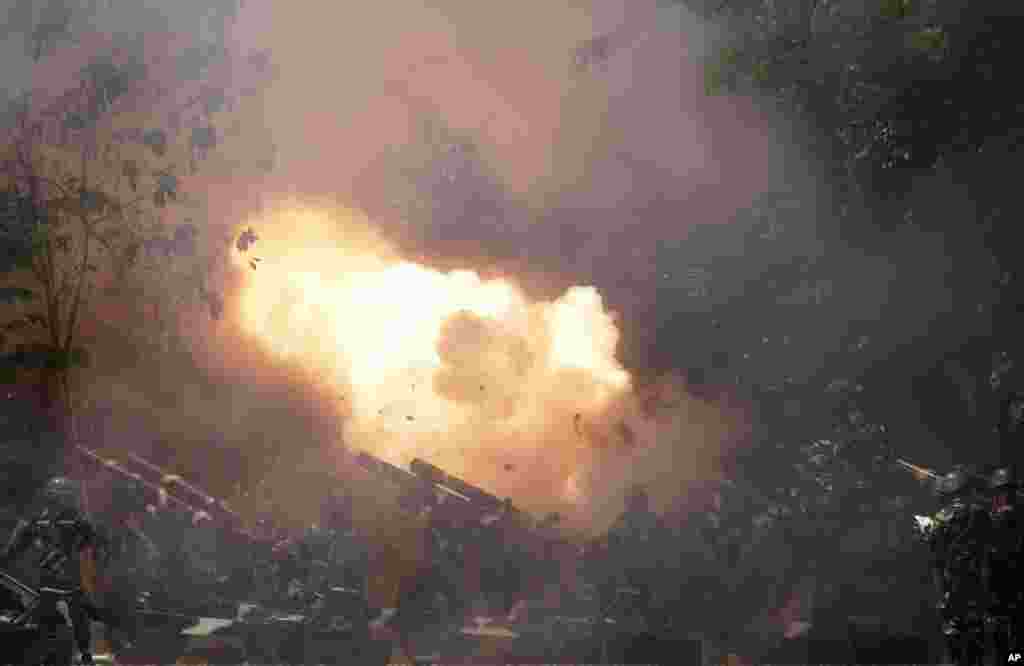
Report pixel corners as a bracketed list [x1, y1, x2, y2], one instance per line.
[936, 469, 969, 496]
[989, 467, 1015, 489]
[40, 476, 83, 511]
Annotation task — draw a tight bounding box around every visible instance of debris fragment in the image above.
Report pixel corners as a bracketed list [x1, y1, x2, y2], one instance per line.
[237, 227, 259, 253]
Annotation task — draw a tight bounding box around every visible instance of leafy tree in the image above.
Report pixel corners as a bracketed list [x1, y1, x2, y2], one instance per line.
[638, 2, 1024, 644]
[0, 21, 267, 435]
[680, 0, 1024, 456]
[636, 6, 1024, 657]
[0, 70, 153, 412]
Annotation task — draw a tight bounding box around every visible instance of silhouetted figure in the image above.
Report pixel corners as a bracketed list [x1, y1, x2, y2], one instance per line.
[1, 478, 119, 665]
[605, 486, 667, 624]
[923, 468, 991, 665]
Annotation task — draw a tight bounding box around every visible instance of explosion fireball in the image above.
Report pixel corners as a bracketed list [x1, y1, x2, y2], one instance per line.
[233, 204, 641, 521]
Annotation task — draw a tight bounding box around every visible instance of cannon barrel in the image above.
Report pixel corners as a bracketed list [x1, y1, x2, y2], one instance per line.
[351, 450, 445, 511]
[75, 445, 243, 529]
[895, 458, 941, 481]
[126, 454, 233, 511]
[354, 450, 475, 508]
[75, 445, 202, 515]
[409, 458, 503, 512]
[354, 452, 529, 522]
[354, 451, 426, 488]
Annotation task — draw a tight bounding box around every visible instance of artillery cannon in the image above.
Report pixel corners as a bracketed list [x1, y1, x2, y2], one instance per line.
[353, 452, 579, 614]
[352, 451, 542, 530]
[73, 446, 241, 529]
[352, 452, 473, 518]
[409, 459, 501, 512]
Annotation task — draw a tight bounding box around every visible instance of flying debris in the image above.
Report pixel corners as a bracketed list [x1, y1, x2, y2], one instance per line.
[236, 227, 259, 253]
[235, 210, 633, 512]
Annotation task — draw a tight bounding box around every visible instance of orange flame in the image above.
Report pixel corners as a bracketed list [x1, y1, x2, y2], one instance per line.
[232, 204, 632, 516]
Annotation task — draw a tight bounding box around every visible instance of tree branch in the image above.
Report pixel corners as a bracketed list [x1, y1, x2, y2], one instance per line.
[63, 213, 91, 353]
[42, 240, 61, 349]
[56, 247, 74, 322]
[19, 138, 63, 352]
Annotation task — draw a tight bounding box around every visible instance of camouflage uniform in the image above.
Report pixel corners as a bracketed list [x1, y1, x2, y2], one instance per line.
[922, 469, 992, 665]
[0, 478, 119, 665]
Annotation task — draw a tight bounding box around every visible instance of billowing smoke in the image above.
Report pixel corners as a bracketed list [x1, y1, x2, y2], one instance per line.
[6, 0, 771, 531]
[199, 0, 773, 528]
[226, 202, 743, 531]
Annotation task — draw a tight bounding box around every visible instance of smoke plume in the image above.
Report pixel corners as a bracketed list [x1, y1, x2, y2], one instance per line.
[6, 0, 778, 531]
[222, 202, 744, 531]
